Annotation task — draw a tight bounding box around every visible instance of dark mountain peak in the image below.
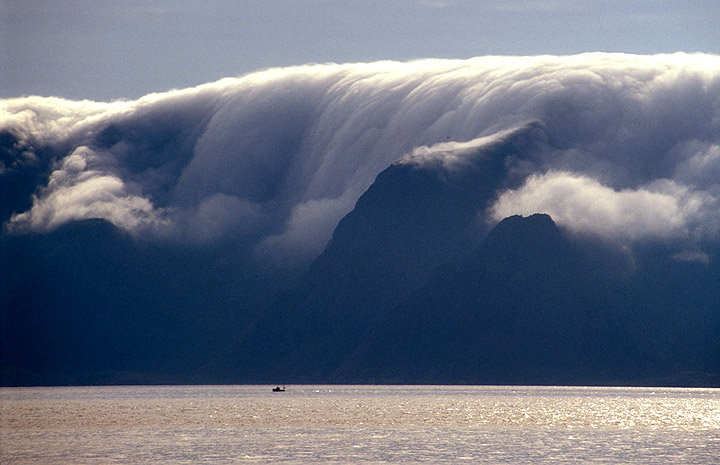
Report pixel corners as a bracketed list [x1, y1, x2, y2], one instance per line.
[314, 125, 552, 287]
[494, 212, 554, 227]
[487, 213, 558, 240]
[478, 213, 573, 267]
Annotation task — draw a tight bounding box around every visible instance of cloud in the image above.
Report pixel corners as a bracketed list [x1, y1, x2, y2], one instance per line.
[671, 249, 711, 264]
[179, 193, 267, 244]
[489, 172, 719, 242]
[253, 194, 355, 267]
[8, 146, 170, 234]
[2, 53, 720, 265]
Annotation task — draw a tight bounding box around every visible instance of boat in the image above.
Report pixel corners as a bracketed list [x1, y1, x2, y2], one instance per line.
[272, 385, 285, 392]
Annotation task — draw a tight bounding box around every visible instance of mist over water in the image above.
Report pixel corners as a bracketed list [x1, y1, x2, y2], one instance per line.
[2, 385, 718, 464]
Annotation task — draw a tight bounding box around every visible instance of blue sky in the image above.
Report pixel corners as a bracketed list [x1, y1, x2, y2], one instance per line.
[2, 0, 719, 101]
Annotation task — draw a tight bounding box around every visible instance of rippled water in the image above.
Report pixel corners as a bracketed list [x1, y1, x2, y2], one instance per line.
[1, 385, 719, 464]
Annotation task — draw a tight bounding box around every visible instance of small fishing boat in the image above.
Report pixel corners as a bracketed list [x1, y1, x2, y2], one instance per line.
[272, 385, 285, 392]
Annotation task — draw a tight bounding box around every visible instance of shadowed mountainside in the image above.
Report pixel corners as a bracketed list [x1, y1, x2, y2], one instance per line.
[4, 143, 720, 386]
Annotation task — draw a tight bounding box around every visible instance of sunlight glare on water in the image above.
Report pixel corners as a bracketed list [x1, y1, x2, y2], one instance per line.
[1, 385, 719, 464]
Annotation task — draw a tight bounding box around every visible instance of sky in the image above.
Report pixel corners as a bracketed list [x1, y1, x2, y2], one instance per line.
[2, 0, 719, 101]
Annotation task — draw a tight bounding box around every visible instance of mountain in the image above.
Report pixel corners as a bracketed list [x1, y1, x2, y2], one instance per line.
[219, 178, 720, 386]
[4, 190, 720, 387]
[214, 124, 546, 382]
[4, 145, 720, 386]
[3, 55, 720, 386]
[0, 219, 272, 385]
[342, 214, 636, 385]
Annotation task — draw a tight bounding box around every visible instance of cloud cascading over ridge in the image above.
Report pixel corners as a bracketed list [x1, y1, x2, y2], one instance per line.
[2, 53, 720, 266]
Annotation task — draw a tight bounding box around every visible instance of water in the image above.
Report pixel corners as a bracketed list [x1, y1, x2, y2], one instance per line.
[1, 385, 719, 464]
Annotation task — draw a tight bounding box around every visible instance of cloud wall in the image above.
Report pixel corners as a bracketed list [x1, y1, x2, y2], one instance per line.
[2, 53, 720, 265]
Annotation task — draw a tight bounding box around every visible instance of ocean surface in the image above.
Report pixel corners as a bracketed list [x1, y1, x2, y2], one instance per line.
[1, 385, 719, 464]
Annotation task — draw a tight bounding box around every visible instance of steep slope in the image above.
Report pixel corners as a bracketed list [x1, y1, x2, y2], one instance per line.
[342, 214, 631, 384]
[345, 215, 720, 386]
[0, 219, 272, 385]
[222, 125, 552, 382]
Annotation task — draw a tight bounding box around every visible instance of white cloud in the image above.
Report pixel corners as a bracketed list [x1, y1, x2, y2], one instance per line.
[179, 193, 267, 244]
[253, 194, 354, 267]
[8, 146, 169, 234]
[490, 172, 717, 242]
[671, 249, 711, 264]
[674, 143, 720, 187]
[3, 53, 720, 265]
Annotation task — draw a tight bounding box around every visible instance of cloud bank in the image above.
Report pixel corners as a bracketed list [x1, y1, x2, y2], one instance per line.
[2, 53, 720, 265]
